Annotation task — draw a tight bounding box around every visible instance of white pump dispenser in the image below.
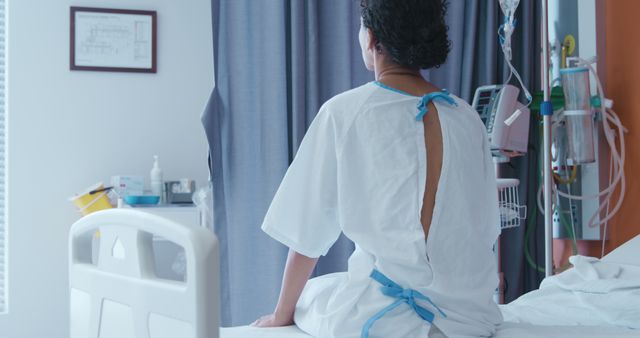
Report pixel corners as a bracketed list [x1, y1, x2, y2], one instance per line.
[150, 155, 163, 201]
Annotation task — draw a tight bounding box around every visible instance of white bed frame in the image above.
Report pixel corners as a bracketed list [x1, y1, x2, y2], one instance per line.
[69, 209, 220, 338]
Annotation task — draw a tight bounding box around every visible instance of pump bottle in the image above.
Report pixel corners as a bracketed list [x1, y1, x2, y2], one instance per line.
[150, 155, 163, 203]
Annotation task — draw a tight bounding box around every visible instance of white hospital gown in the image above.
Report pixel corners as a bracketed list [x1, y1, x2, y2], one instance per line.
[262, 82, 503, 338]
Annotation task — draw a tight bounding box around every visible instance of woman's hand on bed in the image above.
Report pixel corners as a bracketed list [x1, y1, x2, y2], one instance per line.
[252, 250, 316, 328]
[252, 250, 317, 328]
[251, 312, 294, 328]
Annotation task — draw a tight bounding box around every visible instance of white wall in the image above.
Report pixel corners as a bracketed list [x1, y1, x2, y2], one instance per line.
[0, 1, 213, 337]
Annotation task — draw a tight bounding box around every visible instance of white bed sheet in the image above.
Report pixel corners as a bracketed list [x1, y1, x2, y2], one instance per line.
[222, 235, 640, 338]
[221, 322, 639, 338]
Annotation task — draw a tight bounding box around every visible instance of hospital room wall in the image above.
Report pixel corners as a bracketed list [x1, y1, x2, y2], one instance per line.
[587, 0, 640, 255]
[0, 1, 213, 337]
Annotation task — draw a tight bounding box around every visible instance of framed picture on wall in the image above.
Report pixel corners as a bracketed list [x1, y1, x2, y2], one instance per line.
[70, 7, 157, 73]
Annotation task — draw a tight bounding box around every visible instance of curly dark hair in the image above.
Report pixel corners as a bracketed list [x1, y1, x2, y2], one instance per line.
[360, 0, 450, 70]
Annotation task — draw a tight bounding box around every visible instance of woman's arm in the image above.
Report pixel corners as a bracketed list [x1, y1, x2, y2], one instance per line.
[252, 249, 319, 327]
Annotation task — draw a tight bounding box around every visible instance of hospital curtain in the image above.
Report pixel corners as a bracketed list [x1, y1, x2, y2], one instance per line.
[0, 0, 6, 314]
[202, 0, 370, 326]
[202, 0, 543, 325]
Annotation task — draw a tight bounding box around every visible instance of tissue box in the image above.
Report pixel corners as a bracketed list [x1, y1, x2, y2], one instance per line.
[165, 180, 196, 204]
[111, 175, 144, 197]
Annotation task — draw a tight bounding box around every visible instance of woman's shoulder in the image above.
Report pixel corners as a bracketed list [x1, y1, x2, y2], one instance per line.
[434, 94, 488, 150]
[447, 94, 480, 119]
[443, 95, 486, 130]
[316, 83, 379, 133]
[322, 82, 377, 113]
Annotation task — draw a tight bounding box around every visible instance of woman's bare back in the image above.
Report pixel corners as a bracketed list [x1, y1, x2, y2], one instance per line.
[420, 103, 443, 240]
[376, 78, 444, 241]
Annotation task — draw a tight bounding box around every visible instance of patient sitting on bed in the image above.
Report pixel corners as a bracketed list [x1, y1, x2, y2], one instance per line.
[253, 1, 503, 337]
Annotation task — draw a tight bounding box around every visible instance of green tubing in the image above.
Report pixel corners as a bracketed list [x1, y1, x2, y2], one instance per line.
[523, 125, 578, 274]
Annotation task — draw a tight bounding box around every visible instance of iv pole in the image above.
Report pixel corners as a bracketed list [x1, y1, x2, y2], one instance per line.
[540, 0, 554, 277]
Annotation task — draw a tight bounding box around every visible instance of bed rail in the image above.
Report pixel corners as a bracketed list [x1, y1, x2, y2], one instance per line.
[69, 209, 219, 338]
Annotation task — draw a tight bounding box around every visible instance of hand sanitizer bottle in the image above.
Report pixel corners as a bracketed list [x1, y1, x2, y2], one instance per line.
[150, 155, 163, 203]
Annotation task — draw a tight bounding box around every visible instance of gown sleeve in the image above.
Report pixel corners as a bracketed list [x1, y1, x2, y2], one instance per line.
[261, 105, 341, 258]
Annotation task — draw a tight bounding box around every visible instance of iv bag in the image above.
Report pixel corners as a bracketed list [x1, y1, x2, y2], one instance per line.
[500, 0, 520, 18]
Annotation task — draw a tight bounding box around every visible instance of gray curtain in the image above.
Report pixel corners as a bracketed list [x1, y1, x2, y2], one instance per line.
[202, 0, 543, 326]
[202, 0, 370, 326]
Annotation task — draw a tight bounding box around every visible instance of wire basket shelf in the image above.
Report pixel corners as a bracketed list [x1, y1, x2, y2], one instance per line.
[497, 178, 526, 230]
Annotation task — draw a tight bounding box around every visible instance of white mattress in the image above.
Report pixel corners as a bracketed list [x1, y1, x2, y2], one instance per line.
[221, 322, 639, 338]
[221, 326, 310, 338]
[601, 234, 640, 266]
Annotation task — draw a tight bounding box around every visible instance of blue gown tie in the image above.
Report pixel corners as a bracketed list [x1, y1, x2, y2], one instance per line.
[415, 89, 457, 121]
[361, 269, 446, 338]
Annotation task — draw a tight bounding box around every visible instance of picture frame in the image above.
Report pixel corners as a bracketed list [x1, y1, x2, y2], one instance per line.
[70, 7, 157, 73]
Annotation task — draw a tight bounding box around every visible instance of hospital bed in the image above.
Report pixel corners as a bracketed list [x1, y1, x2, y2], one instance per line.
[69, 210, 640, 337]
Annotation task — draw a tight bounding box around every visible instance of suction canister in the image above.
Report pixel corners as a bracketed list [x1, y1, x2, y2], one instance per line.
[560, 66, 595, 164]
